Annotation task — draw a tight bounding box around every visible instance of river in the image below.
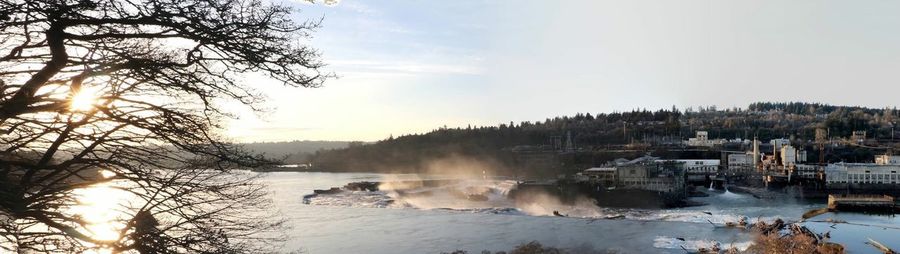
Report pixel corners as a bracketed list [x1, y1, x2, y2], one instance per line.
[258, 172, 899, 253]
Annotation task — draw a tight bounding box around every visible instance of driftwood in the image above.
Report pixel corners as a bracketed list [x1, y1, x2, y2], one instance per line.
[867, 238, 897, 254]
[801, 207, 830, 220]
[790, 224, 822, 243]
[751, 218, 786, 235]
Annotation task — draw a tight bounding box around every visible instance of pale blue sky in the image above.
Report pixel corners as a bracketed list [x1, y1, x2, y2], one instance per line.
[227, 0, 900, 142]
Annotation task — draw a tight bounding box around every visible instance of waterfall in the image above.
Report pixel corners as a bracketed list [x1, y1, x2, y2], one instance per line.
[708, 181, 715, 191]
[721, 185, 743, 199]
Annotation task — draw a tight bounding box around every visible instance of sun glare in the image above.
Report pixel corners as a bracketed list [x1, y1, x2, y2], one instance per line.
[99, 169, 117, 178]
[69, 181, 137, 248]
[70, 87, 100, 111]
[71, 184, 127, 241]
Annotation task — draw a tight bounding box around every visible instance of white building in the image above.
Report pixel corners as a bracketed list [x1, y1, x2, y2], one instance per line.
[664, 159, 719, 181]
[825, 163, 900, 185]
[728, 154, 752, 166]
[672, 159, 720, 174]
[685, 131, 725, 147]
[696, 131, 708, 140]
[772, 144, 806, 168]
[875, 155, 900, 165]
[781, 146, 797, 167]
[727, 153, 755, 173]
[795, 164, 820, 179]
[825, 165, 847, 184]
[726, 138, 751, 145]
[770, 138, 791, 149]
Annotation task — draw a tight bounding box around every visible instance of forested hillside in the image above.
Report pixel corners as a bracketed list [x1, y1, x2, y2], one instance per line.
[242, 140, 353, 163]
[307, 102, 900, 176]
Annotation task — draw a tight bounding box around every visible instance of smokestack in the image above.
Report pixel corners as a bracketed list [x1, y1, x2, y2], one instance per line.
[773, 140, 778, 160]
[753, 138, 759, 167]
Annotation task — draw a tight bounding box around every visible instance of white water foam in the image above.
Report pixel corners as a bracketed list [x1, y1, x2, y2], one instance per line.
[264, 173, 841, 254]
[304, 180, 520, 210]
[653, 236, 752, 252]
[629, 210, 745, 224]
[720, 189, 744, 199]
[304, 191, 404, 208]
[303, 180, 790, 228]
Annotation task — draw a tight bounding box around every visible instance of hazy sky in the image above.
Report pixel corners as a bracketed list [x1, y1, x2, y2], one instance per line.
[226, 0, 900, 142]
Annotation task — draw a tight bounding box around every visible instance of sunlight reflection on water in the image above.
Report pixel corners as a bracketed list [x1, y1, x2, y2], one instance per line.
[69, 179, 135, 253]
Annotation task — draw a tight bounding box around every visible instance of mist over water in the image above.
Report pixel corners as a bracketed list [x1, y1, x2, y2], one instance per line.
[262, 172, 899, 253]
[265, 173, 750, 253]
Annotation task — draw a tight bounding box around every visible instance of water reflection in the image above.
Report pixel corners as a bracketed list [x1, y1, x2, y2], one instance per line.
[803, 212, 900, 252]
[57, 172, 900, 253]
[68, 179, 136, 253]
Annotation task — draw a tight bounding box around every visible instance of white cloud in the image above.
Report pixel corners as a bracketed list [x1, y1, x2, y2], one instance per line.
[337, 1, 375, 14]
[330, 59, 483, 76]
[292, 0, 340, 6]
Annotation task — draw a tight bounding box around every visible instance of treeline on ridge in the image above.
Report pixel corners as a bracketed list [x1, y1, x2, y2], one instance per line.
[306, 102, 900, 176]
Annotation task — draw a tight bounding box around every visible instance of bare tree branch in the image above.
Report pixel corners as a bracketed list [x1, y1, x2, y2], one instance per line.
[0, 0, 328, 252]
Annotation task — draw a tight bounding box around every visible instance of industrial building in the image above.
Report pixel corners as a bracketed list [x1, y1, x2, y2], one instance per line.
[582, 167, 617, 187]
[684, 131, 726, 147]
[825, 163, 900, 186]
[581, 156, 687, 194]
[617, 160, 686, 193]
[795, 164, 821, 180]
[674, 159, 720, 182]
[875, 154, 900, 165]
[727, 153, 755, 174]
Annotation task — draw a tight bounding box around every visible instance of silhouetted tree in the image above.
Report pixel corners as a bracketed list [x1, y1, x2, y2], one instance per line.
[0, 0, 328, 253]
